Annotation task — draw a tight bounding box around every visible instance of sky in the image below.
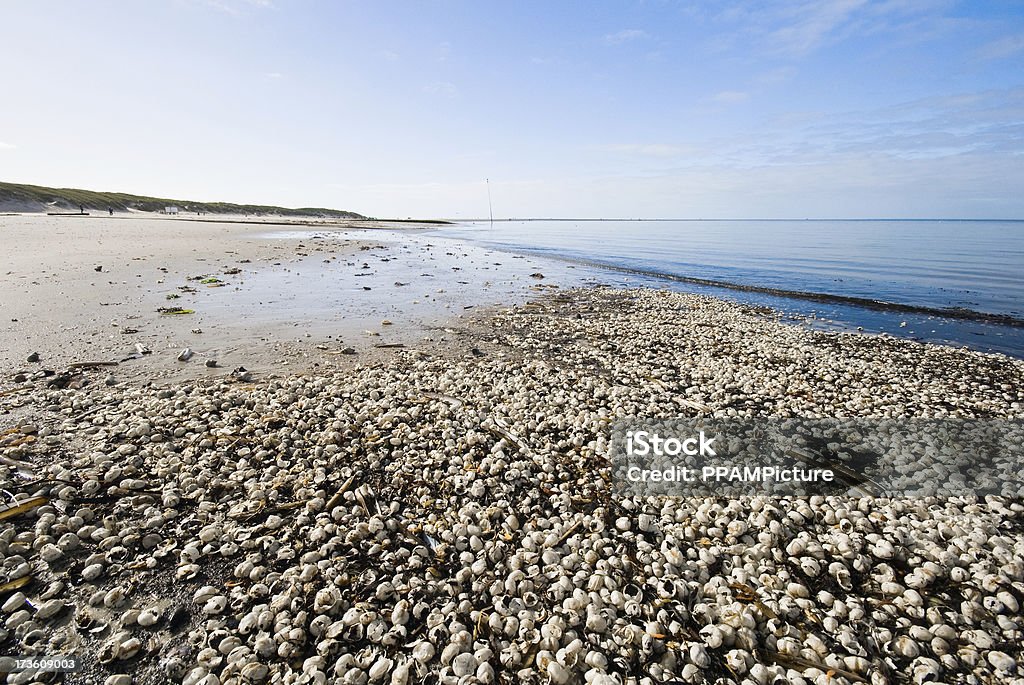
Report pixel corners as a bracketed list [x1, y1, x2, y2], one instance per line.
[1, 0, 1023, 218]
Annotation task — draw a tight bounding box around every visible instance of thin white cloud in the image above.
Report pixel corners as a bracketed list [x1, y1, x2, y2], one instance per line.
[681, 87, 1024, 170]
[594, 143, 697, 157]
[602, 29, 648, 45]
[976, 33, 1024, 61]
[423, 81, 458, 97]
[765, 0, 870, 56]
[329, 147, 1024, 218]
[0, 141, 15, 150]
[755, 67, 796, 86]
[709, 90, 750, 104]
[265, 71, 283, 79]
[379, 50, 400, 62]
[200, 0, 273, 15]
[530, 56, 571, 67]
[707, 0, 948, 58]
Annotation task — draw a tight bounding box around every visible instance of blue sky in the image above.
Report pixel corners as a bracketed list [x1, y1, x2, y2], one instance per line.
[1, 0, 1022, 218]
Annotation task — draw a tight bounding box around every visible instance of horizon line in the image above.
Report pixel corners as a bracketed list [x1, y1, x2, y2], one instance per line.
[447, 217, 1024, 223]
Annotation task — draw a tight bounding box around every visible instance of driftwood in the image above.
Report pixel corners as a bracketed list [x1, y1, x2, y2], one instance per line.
[0, 496, 48, 521]
[68, 361, 119, 369]
[325, 475, 357, 510]
[764, 650, 868, 683]
[0, 576, 31, 593]
[549, 520, 582, 548]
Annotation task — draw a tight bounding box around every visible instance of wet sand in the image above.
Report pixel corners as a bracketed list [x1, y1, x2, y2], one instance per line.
[0, 214, 584, 386]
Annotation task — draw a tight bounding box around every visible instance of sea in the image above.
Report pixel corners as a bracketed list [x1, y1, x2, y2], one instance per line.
[431, 219, 1024, 359]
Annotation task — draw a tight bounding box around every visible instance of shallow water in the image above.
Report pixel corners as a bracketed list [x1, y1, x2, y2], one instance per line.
[246, 229, 602, 332]
[433, 220, 1024, 358]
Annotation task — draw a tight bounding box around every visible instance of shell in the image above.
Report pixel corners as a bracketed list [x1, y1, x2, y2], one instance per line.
[0, 286, 1022, 685]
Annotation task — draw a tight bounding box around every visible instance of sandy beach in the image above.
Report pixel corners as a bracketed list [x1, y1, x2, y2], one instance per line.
[1, 217, 1022, 684]
[4, 0, 1023, 681]
[0, 214, 580, 388]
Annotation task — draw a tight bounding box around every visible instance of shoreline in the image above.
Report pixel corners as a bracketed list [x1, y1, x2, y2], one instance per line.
[6, 213, 1022, 370]
[1, 285, 1023, 683]
[507, 253, 1024, 328]
[101, 215, 454, 228]
[441, 220, 1024, 360]
[0, 214, 579, 387]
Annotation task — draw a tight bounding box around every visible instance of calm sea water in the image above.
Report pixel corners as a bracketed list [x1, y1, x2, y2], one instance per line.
[434, 220, 1024, 358]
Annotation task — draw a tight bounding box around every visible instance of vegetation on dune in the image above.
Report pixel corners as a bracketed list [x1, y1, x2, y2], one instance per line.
[0, 181, 366, 218]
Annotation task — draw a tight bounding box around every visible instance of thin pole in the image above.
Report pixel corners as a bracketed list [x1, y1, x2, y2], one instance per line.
[486, 178, 493, 228]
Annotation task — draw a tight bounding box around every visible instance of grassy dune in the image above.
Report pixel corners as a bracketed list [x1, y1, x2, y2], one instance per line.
[0, 181, 365, 218]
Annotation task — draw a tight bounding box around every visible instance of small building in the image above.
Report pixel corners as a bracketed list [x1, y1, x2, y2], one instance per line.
[164, 206, 179, 215]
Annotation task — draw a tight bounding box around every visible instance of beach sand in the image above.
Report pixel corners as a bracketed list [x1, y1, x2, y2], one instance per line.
[0, 214, 579, 387]
[1, 218, 1023, 683]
